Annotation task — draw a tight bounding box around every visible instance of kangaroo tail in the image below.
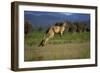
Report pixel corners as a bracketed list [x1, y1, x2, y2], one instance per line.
[39, 33, 49, 47]
[38, 39, 45, 47]
[39, 34, 47, 47]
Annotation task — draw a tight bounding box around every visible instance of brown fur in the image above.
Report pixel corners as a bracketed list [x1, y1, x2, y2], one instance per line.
[39, 22, 68, 46]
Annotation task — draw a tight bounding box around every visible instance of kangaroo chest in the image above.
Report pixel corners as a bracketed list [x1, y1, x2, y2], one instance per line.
[53, 26, 65, 33]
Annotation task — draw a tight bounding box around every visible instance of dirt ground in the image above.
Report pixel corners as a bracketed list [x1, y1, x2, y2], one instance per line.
[24, 42, 90, 61]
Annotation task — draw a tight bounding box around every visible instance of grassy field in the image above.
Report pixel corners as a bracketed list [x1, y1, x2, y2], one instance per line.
[24, 31, 90, 61]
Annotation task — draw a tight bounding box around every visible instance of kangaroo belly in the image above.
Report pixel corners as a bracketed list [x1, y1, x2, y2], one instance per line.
[53, 26, 60, 33]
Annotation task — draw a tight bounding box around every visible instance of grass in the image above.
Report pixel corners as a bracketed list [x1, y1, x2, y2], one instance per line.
[25, 31, 90, 47]
[24, 31, 90, 61]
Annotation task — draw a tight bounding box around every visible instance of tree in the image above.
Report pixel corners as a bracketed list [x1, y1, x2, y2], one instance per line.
[74, 22, 86, 32]
[24, 21, 33, 34]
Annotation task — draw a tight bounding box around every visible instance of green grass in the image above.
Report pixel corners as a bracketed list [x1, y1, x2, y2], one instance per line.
[24, 31, 90, 61]
[24, 31, 43, 47]
[25, 31, 90, 47]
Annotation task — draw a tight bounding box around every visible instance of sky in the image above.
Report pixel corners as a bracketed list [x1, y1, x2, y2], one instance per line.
[24, 11, 90, 28]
